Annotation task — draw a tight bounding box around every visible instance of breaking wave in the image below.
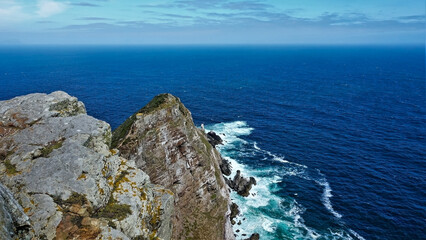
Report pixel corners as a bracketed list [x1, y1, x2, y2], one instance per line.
[205, 121, 364, 240]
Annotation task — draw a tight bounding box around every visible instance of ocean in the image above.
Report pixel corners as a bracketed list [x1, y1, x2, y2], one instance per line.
[0, 45, 425, 239]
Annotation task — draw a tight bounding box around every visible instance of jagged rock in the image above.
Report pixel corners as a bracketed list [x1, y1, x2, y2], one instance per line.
[207, 131, 223, 147]
[113, 93, 235, 240]
[220, 157, 232, 176]
[244, 233, 260, 240]
[226, 170, 257, 197]
[0, 92, 174, 240]
[0, 183, 33, 240]
[230, 202, 240, 225]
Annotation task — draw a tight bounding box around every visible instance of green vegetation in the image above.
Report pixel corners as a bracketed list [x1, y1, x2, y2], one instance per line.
[111, 114, 136, 148]
[95, 170, 132, 220]
[138, 94, 172, 115]
[111, 93, 177, 148]
[95, 201, 132, 220]
[5, 159, 19, 175]
[40, 139, 64, 157]
[53, 192, 87, 206]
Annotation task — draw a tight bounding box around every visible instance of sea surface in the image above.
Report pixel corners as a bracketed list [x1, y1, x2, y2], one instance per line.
[0, 45, 425, 240]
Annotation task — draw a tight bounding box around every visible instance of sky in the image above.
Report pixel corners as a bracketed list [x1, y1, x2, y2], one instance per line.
[0, 0, 424, 45]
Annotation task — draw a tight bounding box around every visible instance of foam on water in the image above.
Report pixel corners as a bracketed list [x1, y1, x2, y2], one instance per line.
[318, 179, 343, 219]
[205, 121, 364, 240]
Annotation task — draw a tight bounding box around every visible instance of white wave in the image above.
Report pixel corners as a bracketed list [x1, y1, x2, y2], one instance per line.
[349, 229, 366, 240]
[262, 218, 275, 232]
[318, 179, 343, 219]
[205, 121, 353, 239]
[252, 141, 308, 168]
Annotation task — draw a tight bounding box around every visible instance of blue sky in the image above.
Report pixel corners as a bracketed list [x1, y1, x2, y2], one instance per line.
[0, 0, 424, 44]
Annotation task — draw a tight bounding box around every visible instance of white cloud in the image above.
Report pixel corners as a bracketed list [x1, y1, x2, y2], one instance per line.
[36, 0, 67, 18]
[0, 0, 28, 24]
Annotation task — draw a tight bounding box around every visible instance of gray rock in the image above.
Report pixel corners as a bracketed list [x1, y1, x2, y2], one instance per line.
[0, 183, 33, 240]
[0, 91, 174, 240]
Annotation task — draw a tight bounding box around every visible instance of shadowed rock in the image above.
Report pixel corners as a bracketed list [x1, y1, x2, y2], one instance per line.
[220, 158, 232, 176]
[226, 170, 257, 197]
[245, 233, 260, 240]
[207, 131, 223, 147]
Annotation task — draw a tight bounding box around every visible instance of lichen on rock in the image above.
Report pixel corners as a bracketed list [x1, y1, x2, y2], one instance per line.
[0, 91, 174, 240]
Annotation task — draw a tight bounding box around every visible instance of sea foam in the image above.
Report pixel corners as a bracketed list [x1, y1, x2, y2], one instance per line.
[205, 121, 363, 240]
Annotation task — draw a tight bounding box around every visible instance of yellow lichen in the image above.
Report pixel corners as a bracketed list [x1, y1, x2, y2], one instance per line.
[77, 173, 87, 180]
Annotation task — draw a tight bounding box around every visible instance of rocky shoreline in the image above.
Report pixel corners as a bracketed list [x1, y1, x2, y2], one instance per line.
[0, 91, 258, 240]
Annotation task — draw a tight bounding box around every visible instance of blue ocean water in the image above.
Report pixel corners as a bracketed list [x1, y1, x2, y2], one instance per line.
[0, 46, 425, 239]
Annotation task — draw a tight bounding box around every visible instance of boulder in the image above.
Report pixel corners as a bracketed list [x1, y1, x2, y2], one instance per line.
[245, 233, 260, 240]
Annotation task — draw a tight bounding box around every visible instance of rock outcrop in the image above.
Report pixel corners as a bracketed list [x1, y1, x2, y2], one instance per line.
[226, 170, 257, 197]
[245, 233, 260, 240]
[206, 131, 223, 148]
[112, 94, 234, 240]
[220, 158, 232, 176]
[0, 92, 174, 239]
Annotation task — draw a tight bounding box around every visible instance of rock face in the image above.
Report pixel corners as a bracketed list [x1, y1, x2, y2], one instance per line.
[0, 183, 32, 240]
[226, 170, 257, 197]
[220, 158, 232, 176]
[112, 94, 234, 240]
[0, 92, 174, 239]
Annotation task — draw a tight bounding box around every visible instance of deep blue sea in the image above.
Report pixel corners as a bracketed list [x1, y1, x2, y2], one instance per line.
[0, 46, 425, 240]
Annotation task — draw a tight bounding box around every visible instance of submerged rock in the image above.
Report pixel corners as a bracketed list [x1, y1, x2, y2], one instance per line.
[113, 93, 235, 240]
[226, 170, 257, 197]
[0, 92, 173, 239]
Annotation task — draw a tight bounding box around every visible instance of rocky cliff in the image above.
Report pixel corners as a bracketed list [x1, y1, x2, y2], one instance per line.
[112, 94, 234, 240]
[0, 92, 174, 239]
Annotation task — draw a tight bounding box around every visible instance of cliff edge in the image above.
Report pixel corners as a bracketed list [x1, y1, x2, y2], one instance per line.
[0, 92, 174, 239]
[112, 94, 234, 240]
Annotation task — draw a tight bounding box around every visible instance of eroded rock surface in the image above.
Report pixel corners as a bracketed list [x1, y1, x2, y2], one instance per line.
[0, 92, 173, 239]
[113, 94, 234, 240]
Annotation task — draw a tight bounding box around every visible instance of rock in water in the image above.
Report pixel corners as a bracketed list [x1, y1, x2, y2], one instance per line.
[0, 92, 174, 240]
[226, 170, 257, 197]
[245, 233, 260, 240]
[112, 93, 235, 240]
[220, 157, 232, 176]
[207, 131, 223, 147]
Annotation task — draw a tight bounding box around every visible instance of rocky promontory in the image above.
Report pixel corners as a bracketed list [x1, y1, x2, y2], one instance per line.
[112, 94, 234, 240]
[0, 91, 244, 240]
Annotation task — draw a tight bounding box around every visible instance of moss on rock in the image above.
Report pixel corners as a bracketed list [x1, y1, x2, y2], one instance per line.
[40, 139, 64, 158]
